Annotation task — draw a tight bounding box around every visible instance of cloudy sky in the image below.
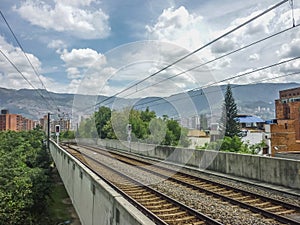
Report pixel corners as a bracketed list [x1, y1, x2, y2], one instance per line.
[0, 0, 300, 97]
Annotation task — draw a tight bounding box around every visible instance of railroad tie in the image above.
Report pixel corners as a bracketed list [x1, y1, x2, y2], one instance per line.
[146, 203, 173, 209]
[253, 202, 270, 207]
[158, 211, 186, 218]
[234, 196, 250, 201]
[263, 205, 282, 211]
[185, 221, 206, 225]
[163, 215, 195, 222]
[275, 209, 295, 215]
[242, 199, 260, 203]
[151, 207, 180, 213]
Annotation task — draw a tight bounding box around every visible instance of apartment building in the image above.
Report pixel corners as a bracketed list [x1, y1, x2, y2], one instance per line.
[0, 109, 35, 131]
[269, 87, 300, 155]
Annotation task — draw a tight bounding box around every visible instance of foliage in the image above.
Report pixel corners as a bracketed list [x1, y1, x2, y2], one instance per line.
[77, 115, 98, 138]
[247, 140, 267, 154]
[197, 135, 265, 154]
[220, 84, 240, 137]
[161, 119, 190, 147]
[0, 130, 52, 225]
[220, 136, 248, 152]
[95, 106, 112, 139]
[60, 130, 75, 140]
[78, 106, 190, 147]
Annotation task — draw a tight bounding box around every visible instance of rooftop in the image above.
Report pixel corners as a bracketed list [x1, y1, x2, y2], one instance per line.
[236, 115, 264, 123]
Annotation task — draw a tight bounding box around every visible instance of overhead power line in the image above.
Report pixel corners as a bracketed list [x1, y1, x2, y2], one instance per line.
[0, 10, 61, 112]
[153, 70, 300, 119]
[93, 0, 289, 109]
[200, 56, 300, 89]
[122, 23, 300, 98]
[132, 56, 300, 109]
[0, 49, 53, 112]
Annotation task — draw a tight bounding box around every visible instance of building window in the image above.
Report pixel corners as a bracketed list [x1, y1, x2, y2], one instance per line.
[283, 105, 290, 119]
[285, 123, 288, 129]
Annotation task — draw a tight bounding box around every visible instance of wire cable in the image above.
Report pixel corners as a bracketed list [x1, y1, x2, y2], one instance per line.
[93, 0, 288, 108]
[0, 49, 53, 112]
[122, 24, 300, 98]
[132, 57, 300, 109]
[0, 10, 61, 112]
[164, 71, 300, 119]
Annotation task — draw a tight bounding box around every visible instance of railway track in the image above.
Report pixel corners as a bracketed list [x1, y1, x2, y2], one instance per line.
[65, 143, 300, 225]
[62, 144, 223, 225]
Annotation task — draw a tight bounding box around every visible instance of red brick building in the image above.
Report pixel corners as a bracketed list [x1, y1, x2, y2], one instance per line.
[270, 87, 300, 155]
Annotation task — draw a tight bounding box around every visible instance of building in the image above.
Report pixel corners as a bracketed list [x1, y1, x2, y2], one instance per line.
[187, 129, 210, 149]
[268, 87, 300, 155]
[190, 115, 200, 129]
[236, 114, 265, 131]
[40, 114, 71, 134]
[0, 109, 35, 131]
[40, 114, 48, 133]
[51, 119, 70, 133]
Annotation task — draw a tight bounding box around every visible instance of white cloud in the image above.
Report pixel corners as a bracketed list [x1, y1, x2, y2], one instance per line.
[248, 53, 260, 61]
[14, 0, 110, 39]
[211, 38, 237, 54]
[60, 48, 106, 68]
[55, 0, 97, 7]
[59, 47, 113, 94]
[47, 39, 67, 50]
[0, 35, 67, 92]
[146, 6, 208, 51]
[0, 35, 41, 88]
[66, 67, 81, 79]
[276, 36, 300, 58]
[279, 59, 300, 73]
[276, 8, 300, 29]
[230, 10, 276, 36]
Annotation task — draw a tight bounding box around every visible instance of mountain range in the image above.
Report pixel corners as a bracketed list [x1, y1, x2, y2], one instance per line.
[0, 82, 299, 122]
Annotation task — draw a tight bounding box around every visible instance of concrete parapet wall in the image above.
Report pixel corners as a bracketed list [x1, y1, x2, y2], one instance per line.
[50, 140, 154, 225]
[92, 139, 300, 190]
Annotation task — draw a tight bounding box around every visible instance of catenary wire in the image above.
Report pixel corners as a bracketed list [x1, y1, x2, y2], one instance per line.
[0, 49, 53, 112]
[0, 10, 61, 112]
[92, 0, 288, 109]
[122, 23, 300, 97]
[166, 71, 300, 119]
[106, 56, 300, 110]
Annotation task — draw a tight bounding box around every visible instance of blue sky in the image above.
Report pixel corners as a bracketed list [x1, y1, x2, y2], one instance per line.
[0, 0, 300, 97]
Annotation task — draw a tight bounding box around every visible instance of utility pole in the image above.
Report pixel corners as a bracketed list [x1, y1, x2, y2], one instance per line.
[47, 112, 50, 150]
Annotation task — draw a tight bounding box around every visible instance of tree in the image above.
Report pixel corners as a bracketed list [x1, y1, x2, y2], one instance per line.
[221, 84, 240, 137]
[78, 116, 97, 138]
[162, 119, 190, 147]
[91, 107, 190, 147]
[140, 107, 156, 123]
[0, 130, 52, 225]
[95, 106, 111, 139]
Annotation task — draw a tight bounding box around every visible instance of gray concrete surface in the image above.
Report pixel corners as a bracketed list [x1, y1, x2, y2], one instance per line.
[50, 140, 155, 225]
[91, 139, 300, 190]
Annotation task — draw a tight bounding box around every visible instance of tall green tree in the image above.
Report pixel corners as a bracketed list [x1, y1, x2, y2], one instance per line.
[221, 84, 240, 137]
